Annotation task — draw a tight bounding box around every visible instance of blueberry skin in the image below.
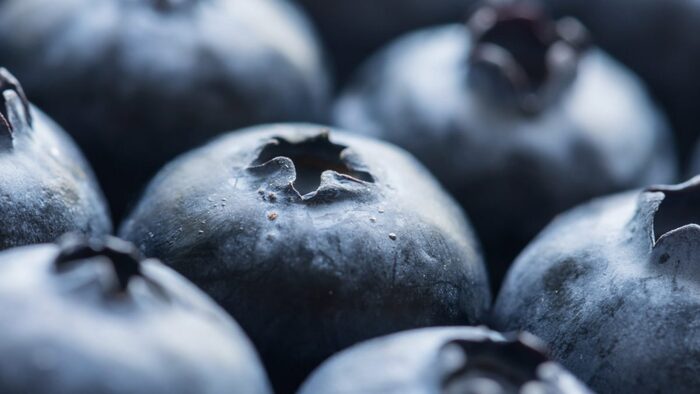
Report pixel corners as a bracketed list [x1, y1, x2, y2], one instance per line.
[0, 236, 272, 394]
[493, 177, 700, 393]
[334, 20, 677, 290]
[299, 326, 593, 394]
[544, 0, 700, 165]
[0, 0, 331, 220]
[0, 69, 111, 249]
[294, 0, 477, 83]
[120, 124, 491, 393]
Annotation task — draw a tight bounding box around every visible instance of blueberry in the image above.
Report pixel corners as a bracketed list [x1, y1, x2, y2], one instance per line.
[334, 2, 678, 290]
[0, 0, 331, 220]
[0, 235, 272, 394]
[299, 326, 592, 394]
[0, 68, 110, 250]
[294, 0, 477, 83]
[119, 124, 491, 393]
[493, 176, 700, 393]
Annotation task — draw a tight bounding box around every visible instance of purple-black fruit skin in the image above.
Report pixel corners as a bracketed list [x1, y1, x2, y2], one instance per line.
[544, 0, 700, 165]
[293, 0, 478, 83]
[298, 326, 593, 394]
[0, 0, 331, 221]
[0, 69, 111, 249]
[493, 176, 700, 394]
[0, 236, 272, 394]
[119, 123, 491, 393]
[333, 16, 678, 291]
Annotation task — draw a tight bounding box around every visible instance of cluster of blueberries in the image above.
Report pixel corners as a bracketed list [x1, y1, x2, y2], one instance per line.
[0, 0, 698, 393]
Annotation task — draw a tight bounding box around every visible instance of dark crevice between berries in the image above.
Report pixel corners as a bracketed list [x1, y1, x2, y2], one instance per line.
[54, 235, 146, 296]
[649, 181, 700, 243]
[440, 335, 548, 394]
[467, 2, 589, 114]
[0, 68, 32, 148]
[252, 132, 374, 196]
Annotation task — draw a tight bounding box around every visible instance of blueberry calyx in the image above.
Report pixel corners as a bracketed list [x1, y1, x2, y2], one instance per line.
[647, 177, 700, 245]
[54, 235, 144, 294]
[248, 131, 374, 201]
[0, 68, 32, 149]
[467, 2, 589, 115]
[440, 332, 550, 392]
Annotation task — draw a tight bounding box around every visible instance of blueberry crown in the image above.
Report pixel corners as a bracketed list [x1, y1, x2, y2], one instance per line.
[467, 2, 589, 115]
[54, 235, 144, 294]
[248, 131, 375, 200]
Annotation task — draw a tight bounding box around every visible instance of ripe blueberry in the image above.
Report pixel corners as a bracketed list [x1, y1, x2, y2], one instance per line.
[0, 0, 331, 219]
[0, 68, 110, 249]
[299, 326, 592, 394]
[120, 124, 491, 393]
[334, 2, 678, 290]
[0, 235, 272, 394]
[493, 176, 700, 393]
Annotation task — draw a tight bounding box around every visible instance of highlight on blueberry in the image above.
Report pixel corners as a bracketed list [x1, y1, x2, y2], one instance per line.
[294, 0, 478, 82]
[543, 0, 700, 165]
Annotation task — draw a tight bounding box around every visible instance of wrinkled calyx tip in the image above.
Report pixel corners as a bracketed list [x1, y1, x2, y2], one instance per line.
[55, 235, 143, 292]
[0, 68, 32, 142]
[467, 2, 589, 114]
[249, 131, 374, 198]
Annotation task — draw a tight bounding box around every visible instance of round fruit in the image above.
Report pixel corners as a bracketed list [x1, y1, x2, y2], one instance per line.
[0, 0, 331, 220]
[120, 124, 491, 393]
[543, 0, 700, 164]
[299, 326, 593, 394]
[294, 0, 476, 83]
[0, 235, 272, 394]
[334, 2, 678, 290]
[0, 68, 110, 250]
[493, 176, 700, 393]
